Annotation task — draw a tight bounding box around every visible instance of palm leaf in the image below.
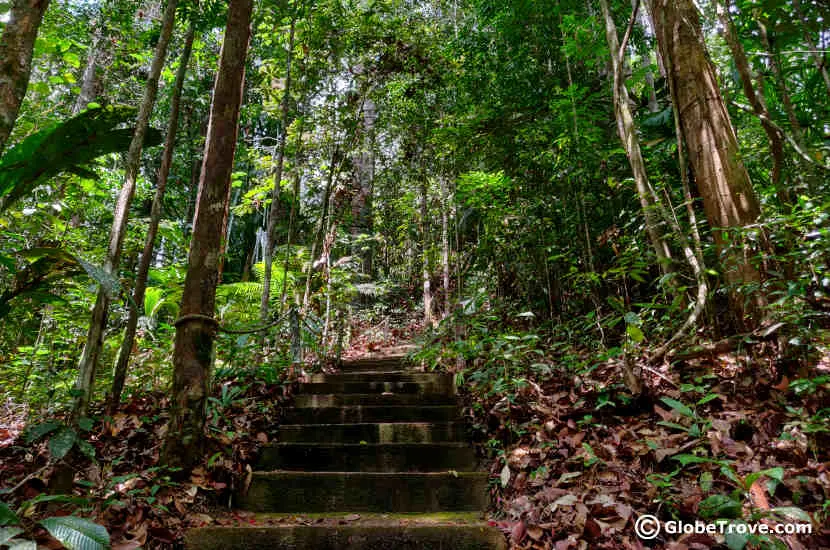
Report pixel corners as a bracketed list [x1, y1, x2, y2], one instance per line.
[0, 105, 163, 212]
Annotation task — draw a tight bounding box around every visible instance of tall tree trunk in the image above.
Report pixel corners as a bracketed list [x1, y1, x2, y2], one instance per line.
[280, 145, 303, 308]
[600, 0, 674, 279]
[0, 0, 51, 153]
[261, 17, 296, 320]
[716, 0, 788, 204]
[162, 0, 253, 470]
[110, 23, 195, 413]
[650, 0, 764, 327]
[439, 176, 451, 318]
[420, 176, 432, 326]
[71, 0, 178, 421]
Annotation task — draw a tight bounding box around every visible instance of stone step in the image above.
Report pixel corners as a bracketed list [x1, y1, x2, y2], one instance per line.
[294, 393, 455, 408]
[302, 373, 454, 396]
[339, 357, 409, 373]
[309, 372, 449, 384]
[241, 472, 490, 513]
[278, 422, 466, 444]
[186, 524, 506, 550]
[300, 380, 454, 396]
[282, 405, 460, 424]
[258, 442, 477, 472]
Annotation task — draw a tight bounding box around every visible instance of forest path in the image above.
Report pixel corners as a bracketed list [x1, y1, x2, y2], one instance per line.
[185, 353, 505, 549]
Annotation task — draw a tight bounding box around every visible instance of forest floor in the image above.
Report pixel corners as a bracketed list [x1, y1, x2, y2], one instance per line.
[0, 322, 829, 549]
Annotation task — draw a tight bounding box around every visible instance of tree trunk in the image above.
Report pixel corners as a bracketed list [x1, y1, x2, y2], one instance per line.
[302, 147, 337, 312]
[0, 0, 52, 153]
[716, 0, 788, 204]
[71, 0, 178, 421]
[439, 176, 451, 318]
[110, 23, 195, 413]
[420, 176, 432, 326]
[757, 19, 804, 145]
[162, 0, 252, 471]
[600, 0, 674, 279]
[73, 15, 104, 114]
[261, 17, 296, 320]
[650, 0, 764, 327]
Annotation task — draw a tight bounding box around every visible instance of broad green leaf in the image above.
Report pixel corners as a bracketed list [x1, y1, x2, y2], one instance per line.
[771, 506, 812, 523]
[626, 324, 644, 343]
[0, 501, 19, 526]
[660, 397, 695, 419]
[40, 517, 109, 550]
[724, 524, 749, 550]
[24, 421, 61, 443]
[49, 427, 77, 459]
[699, 494, 742, 519]
[0, 105, 163, 212]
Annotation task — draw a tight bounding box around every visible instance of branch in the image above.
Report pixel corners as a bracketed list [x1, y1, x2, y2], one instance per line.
[618, 0, 641, 68]
[730, 101, 829, 171]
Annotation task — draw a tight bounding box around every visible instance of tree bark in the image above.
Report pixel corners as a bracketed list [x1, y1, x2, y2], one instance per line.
[600, 0, 674, 279]
[110, 23, 196, 413]
[439, 176, 451, 318]
[649, 0, 764, 327]
[420, 176, 432, 326]
[0, 0, 52, 153]
[261, 16, 296, 320]
[716, 0, 788, 204]
[71, 0, 178, 421]
[162, 0, 252, 470]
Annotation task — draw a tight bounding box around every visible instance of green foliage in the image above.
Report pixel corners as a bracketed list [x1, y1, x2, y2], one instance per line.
[40, 516, 109, 550]
[0, 105, 162, 212]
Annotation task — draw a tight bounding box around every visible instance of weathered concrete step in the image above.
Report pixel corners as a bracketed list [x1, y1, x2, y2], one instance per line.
[294, 393, 455, 408]
[282, 405, 459, 424]
[240, 472, 489, 513]
[258, 443, 477, 472]
[340, 357, 408, 372]
[300, 380, 454, 396]
[310, 372, 450, 384]
[186, 524, 507, 550]
[279, 422, 466, 443]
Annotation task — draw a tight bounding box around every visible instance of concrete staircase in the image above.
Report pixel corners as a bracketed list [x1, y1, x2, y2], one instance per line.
[186, 355, 505, 549]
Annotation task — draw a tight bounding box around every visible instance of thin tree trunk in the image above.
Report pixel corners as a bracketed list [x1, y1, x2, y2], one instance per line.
[716, 0, 788, 204]
[791, 0, 830, 95]
[650, 0, 764, 327]
[73, 17, 104, 114]
[261, 17, 296, 320]
[0, 0, 52, 153]
[440, 176, 451, 318]
[110, 23, 195, 413]
[280, 147, 302, 308]
[600, 0, 674, 279]
[302, 146, 337, 312]
[71, 0, 178, 421]
[420, 176, 432, 326]
[162, 0, 253, 470]
[757, 19, 804, 145]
